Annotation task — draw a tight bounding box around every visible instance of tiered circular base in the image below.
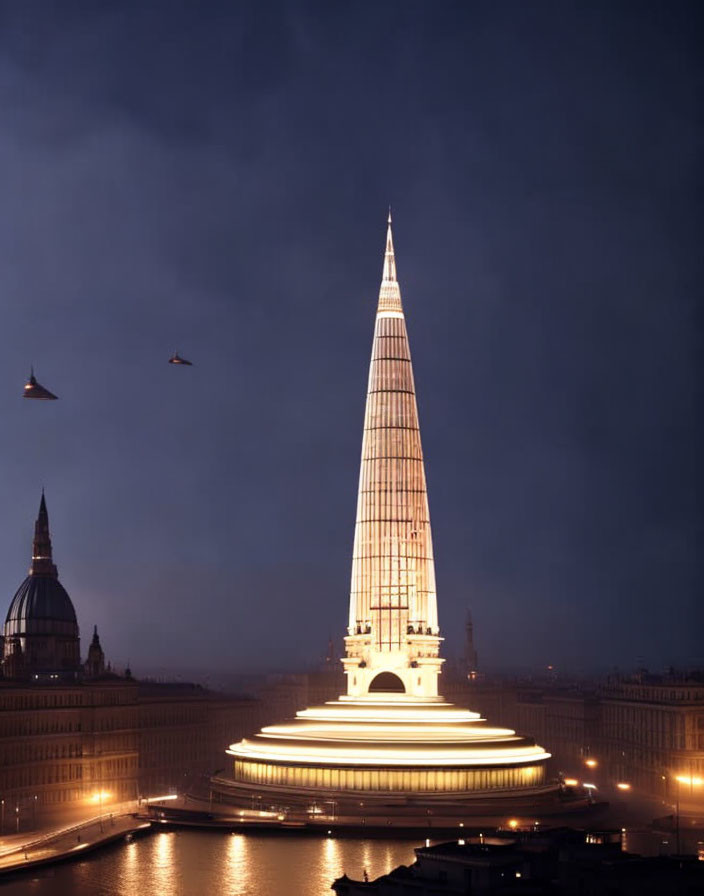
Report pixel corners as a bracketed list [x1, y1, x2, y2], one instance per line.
[213, 696, 566, 819]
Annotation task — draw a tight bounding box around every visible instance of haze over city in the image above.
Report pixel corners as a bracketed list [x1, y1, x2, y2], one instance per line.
[0, 1, 700, 676]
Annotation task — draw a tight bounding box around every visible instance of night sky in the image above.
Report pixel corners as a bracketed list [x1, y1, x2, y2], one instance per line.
[0, 1, 701, 677]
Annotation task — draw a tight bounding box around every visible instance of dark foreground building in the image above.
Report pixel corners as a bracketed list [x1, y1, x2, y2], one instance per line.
[332, 829, 704, 895]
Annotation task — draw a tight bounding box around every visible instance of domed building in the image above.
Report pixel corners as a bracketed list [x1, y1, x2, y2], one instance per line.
[2, 493, 81, 681]
[213, 217, 572, 824]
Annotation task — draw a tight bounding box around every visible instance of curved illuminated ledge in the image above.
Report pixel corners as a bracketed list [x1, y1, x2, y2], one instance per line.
[226, 696, 551, 795]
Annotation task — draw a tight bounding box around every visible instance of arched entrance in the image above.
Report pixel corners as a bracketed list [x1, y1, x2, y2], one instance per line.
[368, 671, 405, 693]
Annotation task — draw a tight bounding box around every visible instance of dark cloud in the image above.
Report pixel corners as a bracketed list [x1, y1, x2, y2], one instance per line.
[0, 0, 700, 675]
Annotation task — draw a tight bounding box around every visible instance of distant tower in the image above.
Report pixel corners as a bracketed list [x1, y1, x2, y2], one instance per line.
[324, 636, 337, 668]
[2, 494, 81, 681]
[465, 609, 479, 679]
[84, 625, 106, 678]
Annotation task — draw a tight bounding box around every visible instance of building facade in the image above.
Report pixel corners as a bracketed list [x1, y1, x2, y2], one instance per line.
[447, 672, 704, 812]
[0, 495, 259, 827]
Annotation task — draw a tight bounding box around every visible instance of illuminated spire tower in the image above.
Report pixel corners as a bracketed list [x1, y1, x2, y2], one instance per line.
[222, 215, 554, 820]
[344, 213, 442, 698]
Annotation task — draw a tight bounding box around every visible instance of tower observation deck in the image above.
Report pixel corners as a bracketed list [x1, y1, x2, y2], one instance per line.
[215, 216, 572, 823]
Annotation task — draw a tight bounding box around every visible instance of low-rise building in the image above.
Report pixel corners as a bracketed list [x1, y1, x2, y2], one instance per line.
[0, 495, 259, 827]
[445, 669, 704, 810]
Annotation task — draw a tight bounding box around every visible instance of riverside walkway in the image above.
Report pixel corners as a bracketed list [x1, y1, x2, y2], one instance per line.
[0, 811, 152, 876]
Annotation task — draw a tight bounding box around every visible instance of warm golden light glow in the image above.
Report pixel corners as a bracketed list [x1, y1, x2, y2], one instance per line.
[563, 778, 579, 786]
[585, 759, 597, 768]
[508, 819, 518, 830]
[88, 790, 112, 804]
[616, 782, 631, 791]
[676, 775, 704, 786]
[221, 217, 554, 807]
[231, 757, 546, 793]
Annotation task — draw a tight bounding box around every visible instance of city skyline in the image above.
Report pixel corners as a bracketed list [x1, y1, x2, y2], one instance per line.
[0, 2, 700, 675]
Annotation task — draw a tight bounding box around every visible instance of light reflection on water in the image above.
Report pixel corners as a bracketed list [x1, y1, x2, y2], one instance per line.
[0, 830, 417, 896]
[154, 830, 176, 892]
[223, 833, 250, 893]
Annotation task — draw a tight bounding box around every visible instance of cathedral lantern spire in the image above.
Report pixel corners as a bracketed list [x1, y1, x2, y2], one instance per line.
[344, 214, 443, 699]
[30, 491, 58, 578]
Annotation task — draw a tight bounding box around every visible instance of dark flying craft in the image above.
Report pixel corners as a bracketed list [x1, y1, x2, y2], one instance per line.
[23, 369, 58, 400]
[168, 353, 193, 366]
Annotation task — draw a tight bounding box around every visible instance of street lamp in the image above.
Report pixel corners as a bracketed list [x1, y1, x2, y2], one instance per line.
[673, 774, 703, 854]
[1, 799, 4, 834]
[15, 805, 19, 834]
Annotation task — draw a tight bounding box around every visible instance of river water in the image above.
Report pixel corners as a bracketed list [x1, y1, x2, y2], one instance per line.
[0, 829, 417, 896]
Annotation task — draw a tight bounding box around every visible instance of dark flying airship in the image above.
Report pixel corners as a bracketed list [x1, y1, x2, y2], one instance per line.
[168, 353, 193, 366]
[23, 369, 58, 400]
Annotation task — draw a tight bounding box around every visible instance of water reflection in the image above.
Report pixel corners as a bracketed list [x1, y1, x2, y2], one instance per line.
[319, 835, 342, 893]
[383, 843, 395, 875]
[117, 840, 138, 894]
[362, 841, 372, 879]
[0, 830, 416, 896]
[223, 833, 250, 895]
[152, 831, 176, 893]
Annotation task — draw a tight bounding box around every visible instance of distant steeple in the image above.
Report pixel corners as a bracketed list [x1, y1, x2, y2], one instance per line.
[465, 609, 479, 679]
[84, 624, 106, 678]
[30, 491, 58, 578]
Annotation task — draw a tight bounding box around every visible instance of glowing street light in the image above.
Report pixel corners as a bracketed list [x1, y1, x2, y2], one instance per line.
[585, 759, 598, 769]
[669, 774, 703, 853]
[616, 782, 631, 791]
[564, 778, 579, 787]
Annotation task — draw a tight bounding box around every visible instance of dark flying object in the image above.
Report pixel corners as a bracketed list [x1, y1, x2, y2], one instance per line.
[23, 369, 58, 400]
[168, 353, 193, 366]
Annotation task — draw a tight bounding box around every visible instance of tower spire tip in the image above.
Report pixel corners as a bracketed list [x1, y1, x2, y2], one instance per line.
[381, 210, 397, 285]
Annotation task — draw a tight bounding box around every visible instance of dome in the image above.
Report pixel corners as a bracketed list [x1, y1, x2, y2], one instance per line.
[2, 493, 81, 679]
[4, 575, 78, 638]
